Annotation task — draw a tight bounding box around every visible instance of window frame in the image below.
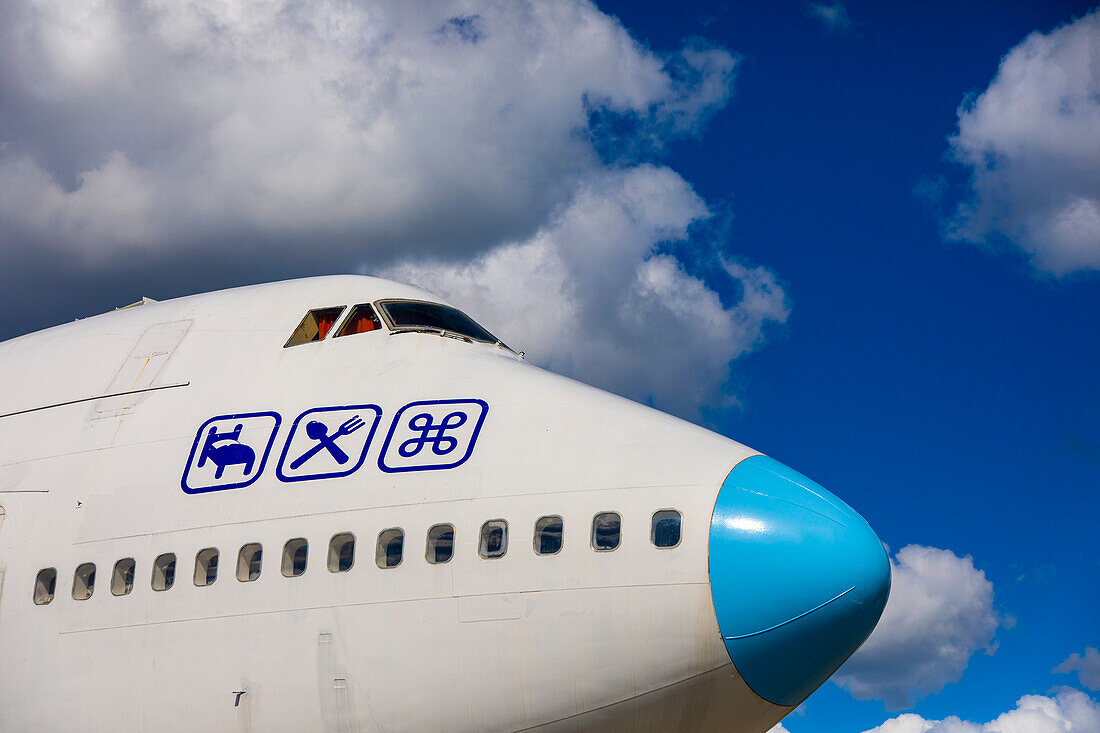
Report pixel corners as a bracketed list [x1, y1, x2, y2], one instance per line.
[284, 306, 347, 348]
[533, 515, 564, 556]
[111, 557, 136, 596]
[152, 553, 177, 592]
[34, 567, 57, 605]
[194, 547, 220, 587]
[327, 532, 356, 573]
[425, 523, 455, 565]
[650, 509, 683, 549]
[374, 298, 508, 349]
[334, 303, 383, 338]
[72, 562, 96, 600]
[375, 528, 405, 569]
[479, 519, 509, 559]
[282, 538, 309, 578]
[236, 543, 263, 582]
[591, 511, 622, 552]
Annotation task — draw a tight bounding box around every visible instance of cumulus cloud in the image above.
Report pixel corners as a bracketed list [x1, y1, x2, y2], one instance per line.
[860, 688, 1100, 733]
[832, 545, 1000, 709]
[1056, 648, 1100, 691]
[379, 164, 789, 417]
[0, 0, 785, 414]
[947, 10, 1100, 276]
[0, 0, 734, 261]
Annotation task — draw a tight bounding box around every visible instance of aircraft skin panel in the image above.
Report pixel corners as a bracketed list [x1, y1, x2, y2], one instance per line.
[0, 275, 884, 732]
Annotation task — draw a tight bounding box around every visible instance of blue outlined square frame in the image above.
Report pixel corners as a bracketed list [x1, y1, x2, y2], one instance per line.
[275, 404, 382, 483]
[182, 411, 281, 494]
[378, 399, 488, 473]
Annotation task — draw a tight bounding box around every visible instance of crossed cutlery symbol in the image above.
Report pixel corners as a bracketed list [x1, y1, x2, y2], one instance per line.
[289, 415, 366, 469]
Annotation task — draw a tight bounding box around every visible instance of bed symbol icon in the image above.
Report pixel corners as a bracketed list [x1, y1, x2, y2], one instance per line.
[182, 412, 281, 494]
[198, 423, 255, 478]
[276, 405, 382, 482]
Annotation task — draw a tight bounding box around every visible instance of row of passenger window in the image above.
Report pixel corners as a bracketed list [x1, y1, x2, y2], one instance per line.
[33, 510, 682, 605]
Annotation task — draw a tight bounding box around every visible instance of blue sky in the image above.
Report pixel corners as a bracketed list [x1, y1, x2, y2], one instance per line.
[0, 1, 1097, 730]
[593, 1, 1100, 729]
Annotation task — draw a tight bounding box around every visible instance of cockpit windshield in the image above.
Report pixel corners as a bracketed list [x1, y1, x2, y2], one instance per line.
[376, 300, 503, 347]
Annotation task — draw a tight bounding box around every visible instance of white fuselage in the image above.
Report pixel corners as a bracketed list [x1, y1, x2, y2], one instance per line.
[0, 276, 794, 732]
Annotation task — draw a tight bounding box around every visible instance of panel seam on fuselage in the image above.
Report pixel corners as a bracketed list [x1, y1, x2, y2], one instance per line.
[71, 483, 712, 544]
[55, 581, 711, 635]
[511, 662, 753, 732]
[0, 382, 190, 419]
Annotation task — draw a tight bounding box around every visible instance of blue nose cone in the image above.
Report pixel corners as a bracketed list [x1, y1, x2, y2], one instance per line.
[709, 455, 890, 707]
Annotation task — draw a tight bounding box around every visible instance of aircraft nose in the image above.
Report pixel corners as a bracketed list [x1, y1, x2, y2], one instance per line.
[708, 455, 890, 707]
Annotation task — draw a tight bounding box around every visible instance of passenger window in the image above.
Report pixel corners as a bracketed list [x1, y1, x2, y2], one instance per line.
[592, 512, 621, 551]
[237, 543, 263, 582]
[328, 533, 355, 573]
[152, 553, 177, 591]
[335, 304, 382, 337]
[479, 520, 508, 559]
[425, 524, 454, 564]
[194, 548, 219, 587]
[34, 568, 57, 605]
[282, 538, 309, 577]
[376, 529, 404, 569]
[534, 516, 564, 555]
[111, 558, 136, 596]
[72, 562, 96, 600]
[651, 510, 682, 548]
[284, 306, 346, 347]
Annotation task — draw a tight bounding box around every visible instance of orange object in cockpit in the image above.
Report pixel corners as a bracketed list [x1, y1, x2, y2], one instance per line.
[317, 312, 338, 340]
[336, 304, 382, 337]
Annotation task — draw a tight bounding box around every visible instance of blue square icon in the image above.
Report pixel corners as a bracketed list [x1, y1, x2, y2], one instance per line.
[276, 405, 382, 482]
[379, 399, 488, 473]
[182, 412, 281, 494]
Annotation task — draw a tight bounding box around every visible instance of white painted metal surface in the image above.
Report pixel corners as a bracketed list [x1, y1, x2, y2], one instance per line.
[0, 275, 791, 732]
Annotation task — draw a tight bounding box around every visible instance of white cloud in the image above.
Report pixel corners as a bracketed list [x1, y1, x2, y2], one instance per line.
[0, 0, 781, 414]
[861, 688, 1100, 733]
[806, 3, 852, 33]
[832, 545, 999, 709]
[1055, 648, 1100, 691]
[947, 9, 1100, 276]
[0, 0, 734, 260]
[380, 165, 789, 417]
[767, 724, 791, 733]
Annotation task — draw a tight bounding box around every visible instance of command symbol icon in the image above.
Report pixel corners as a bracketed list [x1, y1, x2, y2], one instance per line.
[379, 399, 487, 473]
[399, 411, 468, 457]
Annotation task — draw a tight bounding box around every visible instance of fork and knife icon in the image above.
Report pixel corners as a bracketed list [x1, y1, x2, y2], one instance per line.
[289, 415, 367, 470]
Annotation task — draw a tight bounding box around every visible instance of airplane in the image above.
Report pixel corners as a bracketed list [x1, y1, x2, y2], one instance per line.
[0, 275, 890, 732]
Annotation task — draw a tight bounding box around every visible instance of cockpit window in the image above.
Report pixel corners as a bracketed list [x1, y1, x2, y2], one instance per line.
[285, 306, 346, 348]
[335, 303, 382, 338]
[377, 300, 500, 346]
